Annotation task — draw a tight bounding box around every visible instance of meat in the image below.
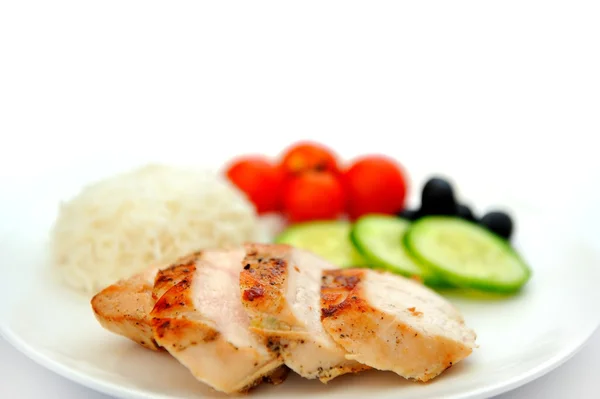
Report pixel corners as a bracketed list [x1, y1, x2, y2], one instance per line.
[90, 249, 234, 352]
[91, 250, 214, 351]
[239, 243, 369, 382]
[91, 243, 477, 394]
[320, 268, 477, 382]
[91, 265, 161, 351]
[153, 250, 206, 301]
[150, 247, 286, 394]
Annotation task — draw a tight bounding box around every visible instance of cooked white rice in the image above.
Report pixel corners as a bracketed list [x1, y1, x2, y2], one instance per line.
[50, 164, 259, 295]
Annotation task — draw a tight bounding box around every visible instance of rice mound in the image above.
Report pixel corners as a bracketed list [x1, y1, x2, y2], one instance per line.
[50, 164, 259, 295]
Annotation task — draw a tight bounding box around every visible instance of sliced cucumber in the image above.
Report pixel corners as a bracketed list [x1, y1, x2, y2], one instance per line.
[404, 216, 531, 293]
[275, 220, 366, 268]
[350, 214, 446, 286]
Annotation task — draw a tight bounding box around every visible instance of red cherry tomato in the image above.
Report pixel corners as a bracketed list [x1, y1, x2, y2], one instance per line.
[279, 141, 340, 177]
[343, 155, 408, 220]
[225, 156, 284, 214]
[282, 171, 345, 222]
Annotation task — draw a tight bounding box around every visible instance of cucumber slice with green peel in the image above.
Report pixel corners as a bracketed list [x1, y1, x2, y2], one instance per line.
[404, 216, 532, 293]
[274, 220, 366, 268]
[350, 215, 447, 286]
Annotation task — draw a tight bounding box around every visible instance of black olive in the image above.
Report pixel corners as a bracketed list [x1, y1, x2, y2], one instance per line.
[420, 177, 457, 216]
[397, 208, 419, 221]
[456, 203, 477, 222]
[480, 211, 513, 240]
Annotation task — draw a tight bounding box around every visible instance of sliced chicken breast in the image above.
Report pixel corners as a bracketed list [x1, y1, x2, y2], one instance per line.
[91, 265, 161, 351]
[150, 247, 285, 394]
[321, 268, 477, 382]
[240, 243, 369, 383]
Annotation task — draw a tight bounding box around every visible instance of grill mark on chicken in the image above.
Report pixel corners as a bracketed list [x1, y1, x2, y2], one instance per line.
[152, 268, 196, 315]
[153, 251, 204, 301]
[321, 269, 366, 320]
[152, 315, 222, 352]
[240, 249, 289, 328]
[243, 286, 265, 301]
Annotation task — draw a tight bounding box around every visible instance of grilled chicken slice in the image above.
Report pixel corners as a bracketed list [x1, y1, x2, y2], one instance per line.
[91, 265, 162, 351]
[91, 250, 211, 351]
[321, 268, 477, 382]
[150, 247, 285, 394]
[240, 243, 369, 383]
[91, 249, 234, 352]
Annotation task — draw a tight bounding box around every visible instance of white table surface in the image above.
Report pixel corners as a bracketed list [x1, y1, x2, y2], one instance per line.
[1, 330, 599, 398]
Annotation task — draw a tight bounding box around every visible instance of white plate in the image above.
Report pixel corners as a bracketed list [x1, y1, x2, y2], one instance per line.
[1, 160, 599, 399]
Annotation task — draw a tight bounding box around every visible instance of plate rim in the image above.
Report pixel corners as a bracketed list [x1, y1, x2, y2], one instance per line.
[2, 313, 599, 399]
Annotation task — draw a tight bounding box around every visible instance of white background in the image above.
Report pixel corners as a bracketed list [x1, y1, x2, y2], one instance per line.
[1, 1, 599, 398]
